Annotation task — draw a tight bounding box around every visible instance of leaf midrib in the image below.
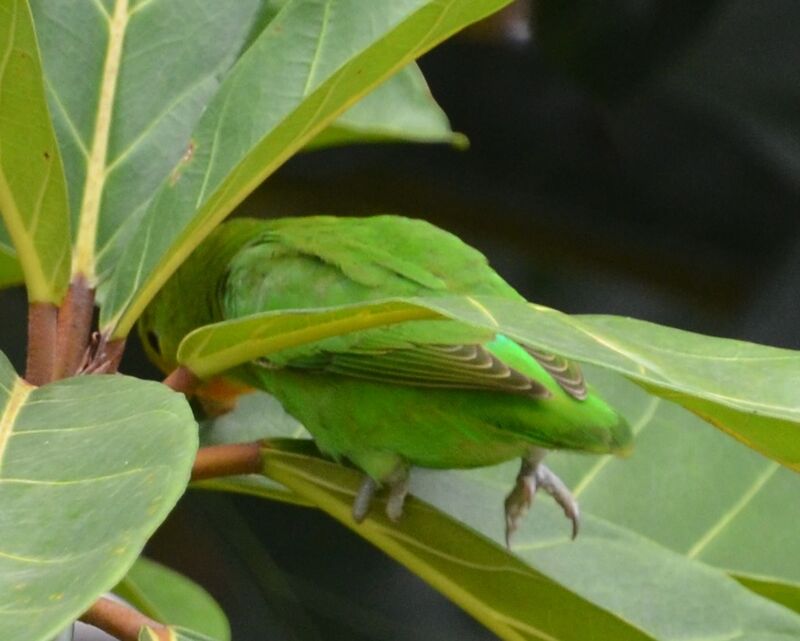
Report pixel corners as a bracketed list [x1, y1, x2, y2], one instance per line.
[72, 0, 129, 283]
[686, 461, 779, 559]
[105, 0, 485, 337]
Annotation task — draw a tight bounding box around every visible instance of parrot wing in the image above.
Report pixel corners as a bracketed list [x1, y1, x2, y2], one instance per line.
[222, 215, 584, 399]
[257, 342, 552, 398]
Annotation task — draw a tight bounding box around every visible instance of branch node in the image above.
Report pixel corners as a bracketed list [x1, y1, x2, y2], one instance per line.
[192, 442, 264, 481]
[164, 366, 199, 395]
[54, 277, 95, 379]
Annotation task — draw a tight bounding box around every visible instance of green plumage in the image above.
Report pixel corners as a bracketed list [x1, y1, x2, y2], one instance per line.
[140, 216, 630, 499]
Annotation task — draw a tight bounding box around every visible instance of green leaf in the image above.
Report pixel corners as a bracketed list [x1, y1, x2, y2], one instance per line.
[201, 380, 800, 639]
[583, 368, 800, 612]
[0, 224, 23, 289]
[115, 557, 230, 641]
[261, 440, 652, 641]
[29, 0, 265, 285]
[260, 440, 800, 640]
[735, 576, 800, 616]
[100, 0, 513, 337]
[412, 366, 800, 630]
[179, 301, 438, 378]
[309, 63, 466, 149]
[0, 351, 197, 641]
[176, 296, 800, 470]
[0, 0, 70, 304]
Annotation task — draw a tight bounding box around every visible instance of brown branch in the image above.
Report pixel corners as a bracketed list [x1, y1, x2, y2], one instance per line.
[25, 302, 58, 385]
[163, 366, 199, 395]
[54, 276, 95, 379]
[191, 442, 264, 481]
[79, 597, 168, 641]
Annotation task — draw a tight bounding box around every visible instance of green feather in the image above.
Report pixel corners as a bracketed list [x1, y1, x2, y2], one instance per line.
[139, 216, 632, 483]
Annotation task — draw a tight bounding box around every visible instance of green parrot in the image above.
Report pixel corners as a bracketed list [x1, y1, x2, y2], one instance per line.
[139, 216, 631, 542]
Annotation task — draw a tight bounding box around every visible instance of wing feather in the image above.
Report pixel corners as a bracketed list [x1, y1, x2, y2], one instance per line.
[524, 346, 587, 400]
[258, 343, 551, 399]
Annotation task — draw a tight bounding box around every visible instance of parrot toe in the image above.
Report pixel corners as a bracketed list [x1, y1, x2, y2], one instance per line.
[352, 467, 411, 523]
[504, 472, 535, 547]
[504, 450, 580, 546]
[385, 472, 410, 522]
[353, 476, 378, 523]
[535, 462, 580, 540]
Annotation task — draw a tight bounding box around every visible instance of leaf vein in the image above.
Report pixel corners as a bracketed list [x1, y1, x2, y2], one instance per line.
[301, 0, 333, 98]
[686, 462, 779, 559]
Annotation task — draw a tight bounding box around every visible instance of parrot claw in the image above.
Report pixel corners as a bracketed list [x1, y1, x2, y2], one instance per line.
[386, 474, 410, 522]
[353, 477, 378, 523]
[504, 450, 580, 546]
[352, 468, 410, 523]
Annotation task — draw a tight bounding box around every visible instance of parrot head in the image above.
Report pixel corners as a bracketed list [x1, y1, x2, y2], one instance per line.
[137, 218, 265, 375]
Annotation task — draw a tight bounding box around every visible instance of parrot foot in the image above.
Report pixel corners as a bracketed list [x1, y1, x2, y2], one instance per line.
[385, 472, 410, 522]
[504, 450, 580, 546]
[353, 477, 378, 523]
[352, 468, 410, 523]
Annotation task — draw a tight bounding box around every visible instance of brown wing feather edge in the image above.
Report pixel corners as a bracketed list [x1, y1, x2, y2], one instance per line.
[523, 346, 588, 400]
[258, 343, 552, 399]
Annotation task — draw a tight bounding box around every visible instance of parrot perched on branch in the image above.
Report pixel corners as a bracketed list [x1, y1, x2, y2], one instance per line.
[139, 216, 631, 542]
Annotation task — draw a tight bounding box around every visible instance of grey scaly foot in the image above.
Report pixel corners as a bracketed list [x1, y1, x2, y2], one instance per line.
[352, 468, 411, 523]
[504, 449, 580, 546]
[353, 476, 378, 523]
[385, 470, 410, 522]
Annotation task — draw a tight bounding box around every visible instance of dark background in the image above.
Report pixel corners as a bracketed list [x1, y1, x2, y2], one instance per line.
[5, 1, 799, 639]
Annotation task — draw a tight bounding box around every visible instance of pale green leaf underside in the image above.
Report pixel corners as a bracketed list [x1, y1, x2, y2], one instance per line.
[0, 0, 70, 303]
[309, 63, 465, 149]
[177, 296, 800, 471]
[101, 0, 513, 337]
[30, 0, 264, 284]
[735, 576, 800, 616]
[261, 441, 652, 641]
[413, 366, 800, 636]
[202, 377, 800, 638]
[0, 352, 197, 641]
[115, 557, 230, 641]
[261, 442, 800, 641]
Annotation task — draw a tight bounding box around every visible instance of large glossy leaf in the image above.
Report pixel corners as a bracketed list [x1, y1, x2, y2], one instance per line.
[115, 557, 230, 641]
[260, 440, 651, 641]
[100, 0, 513, 338]
[30, 0, 264, 285]
[176, 296, 800, 470]
[257, 440, 800, 640]
[0, 351, 197, 641]
[309, 63, 466, 149]
[544, 367, 800, 612]
[0, 0, 70, 304]
[229, 2, 460, 149]
[412, 366, 800, 627]
[198, 378, 800, 639]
